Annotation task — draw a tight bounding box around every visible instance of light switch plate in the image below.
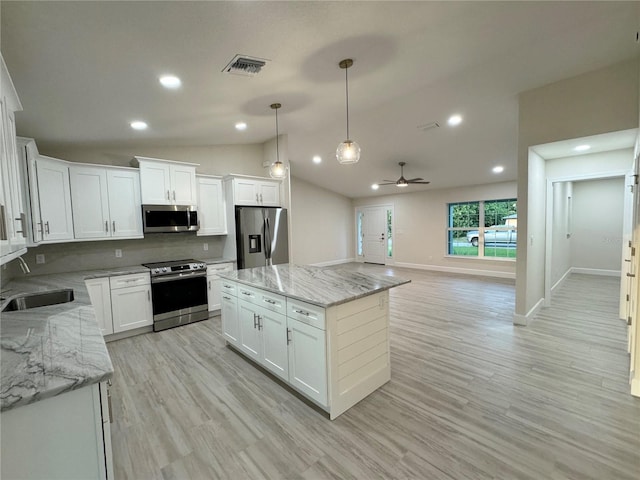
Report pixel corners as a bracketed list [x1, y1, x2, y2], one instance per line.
[115, 249, 122, 258]
[203, 243, 209, 251]
[36, 254, 45, 264]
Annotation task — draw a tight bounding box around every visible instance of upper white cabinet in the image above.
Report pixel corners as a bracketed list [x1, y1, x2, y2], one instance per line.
[0, 54, 27, 264]
[35, 156, 74, 242]
[197, 175, 226, 236]
[16, 138, 43, 245]
[225, 176, 281, 207]
[134, 156, 197, 205]
[70, 164, 142, 240]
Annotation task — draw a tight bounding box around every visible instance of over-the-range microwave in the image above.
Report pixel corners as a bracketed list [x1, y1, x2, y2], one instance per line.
[142, 205, 199, 233]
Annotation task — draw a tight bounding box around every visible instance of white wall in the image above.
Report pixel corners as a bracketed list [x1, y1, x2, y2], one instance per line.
[571, 177, 624, 272]
[546, 149, 633, 179]
[517, 58, 639, 322]
[550, 181, 572, 288]
[354, 181, 517, 277]
[290, 177, 354, 265]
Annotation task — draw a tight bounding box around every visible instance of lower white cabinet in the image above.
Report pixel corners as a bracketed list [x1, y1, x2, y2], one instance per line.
[109, 273, 153, 333]
[85, 277, 113, 335]
[0, 381, 113, 480]
[287, 317, 327, 404]
[221, 292, 239, 345]
[259, 306, 289, 382]
[207, 263, 233, 312]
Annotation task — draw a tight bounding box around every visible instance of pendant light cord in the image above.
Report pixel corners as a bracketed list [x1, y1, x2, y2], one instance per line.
[345, 65, 350, 140]
[275, 106, 280, 162]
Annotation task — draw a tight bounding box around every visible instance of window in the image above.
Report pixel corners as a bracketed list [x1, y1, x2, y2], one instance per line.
[386, 207, 393, 258]
[447, 199, 517, 259]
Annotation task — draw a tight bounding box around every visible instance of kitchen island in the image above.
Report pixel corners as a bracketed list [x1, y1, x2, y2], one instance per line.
[219, 264, 410, 419]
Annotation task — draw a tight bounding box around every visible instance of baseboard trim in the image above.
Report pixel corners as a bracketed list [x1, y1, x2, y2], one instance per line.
[513, 297, 545, 326]
[393, 262, 515, 280]
[551, 268, 572, 294]
[310, 257, 356, 267]
[571, 267, 620, 277]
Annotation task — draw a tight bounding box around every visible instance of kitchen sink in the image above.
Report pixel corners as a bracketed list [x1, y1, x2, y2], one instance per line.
[2, 289, 74, 312]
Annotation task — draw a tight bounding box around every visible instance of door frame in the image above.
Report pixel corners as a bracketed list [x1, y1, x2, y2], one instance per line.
[355, 204, 394, 265]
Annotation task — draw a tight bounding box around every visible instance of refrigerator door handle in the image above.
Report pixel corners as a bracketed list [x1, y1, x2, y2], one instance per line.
[264, 214, 272, 265]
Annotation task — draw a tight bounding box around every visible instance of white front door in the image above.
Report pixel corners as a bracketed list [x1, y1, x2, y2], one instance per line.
[362, 206, 387, 264]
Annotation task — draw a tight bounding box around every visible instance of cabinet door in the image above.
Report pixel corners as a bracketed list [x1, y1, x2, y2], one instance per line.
[208, 275, 222, 311]
[287, 318, 327, 406]
[238, 300, 261, 361]
[111, 284, 153, 333]
[70, 166, 110, 239]
[234, 179, 259, 206]
[85, 278, 114, 335]
[17, 139, 43, 245]
[3, 109, 26, 252]
[0, 97, 12, 257]
[197, 177, 226, 235]
[170, 164, 197, 205]
[107, 169, 143, 238]
[258, 181, 280, 207]
[36, 157, 74, 242]
[259, 307, 289, 381]
[139, 161, 171, 205]
[221, 294, 239, 346]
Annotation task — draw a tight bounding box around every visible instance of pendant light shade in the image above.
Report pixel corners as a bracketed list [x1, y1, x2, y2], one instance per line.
[269, 103, 287, 179]
[336, 58, 360, 165]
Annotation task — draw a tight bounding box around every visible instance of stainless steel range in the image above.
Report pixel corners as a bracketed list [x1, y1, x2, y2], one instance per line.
[143, 259, 208, 332]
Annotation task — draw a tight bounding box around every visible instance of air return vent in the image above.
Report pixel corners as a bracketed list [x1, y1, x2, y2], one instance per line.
[222, 55, 268, 76]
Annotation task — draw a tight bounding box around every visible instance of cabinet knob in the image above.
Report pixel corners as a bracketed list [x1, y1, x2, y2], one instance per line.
[105, 221, 109, 233]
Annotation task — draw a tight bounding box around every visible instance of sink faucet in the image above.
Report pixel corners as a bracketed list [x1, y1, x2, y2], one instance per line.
[16, 256, 30, 274]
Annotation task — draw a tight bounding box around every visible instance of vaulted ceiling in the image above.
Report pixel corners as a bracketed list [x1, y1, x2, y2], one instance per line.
[2, 1, 638, 198]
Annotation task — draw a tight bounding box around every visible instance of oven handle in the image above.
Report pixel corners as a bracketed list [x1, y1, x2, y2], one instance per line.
[151, 270, 207, 284]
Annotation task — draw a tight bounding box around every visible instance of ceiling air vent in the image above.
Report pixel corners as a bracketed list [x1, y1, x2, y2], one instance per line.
[222, 54, 268, 77]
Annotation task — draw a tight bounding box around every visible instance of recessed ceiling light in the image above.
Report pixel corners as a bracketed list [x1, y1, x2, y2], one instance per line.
[130, 121, 148, 130]
[312, 155, 322, 164]
[371, 184, 379, 190]
[159, 75, 181, 89]
[492, 165, 504, 174]
[574, 144, 591, 152]
[447, 114, 462, 126]
[235, 122, 247, 131]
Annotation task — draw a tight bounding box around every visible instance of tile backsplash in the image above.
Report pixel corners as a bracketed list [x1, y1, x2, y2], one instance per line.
[6, 234, 227, 277]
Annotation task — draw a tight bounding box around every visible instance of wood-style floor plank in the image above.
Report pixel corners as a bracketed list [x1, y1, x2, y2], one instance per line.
[107, 267, 640, 479]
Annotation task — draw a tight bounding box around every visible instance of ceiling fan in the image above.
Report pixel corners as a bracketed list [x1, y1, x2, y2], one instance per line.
[377, 162, 430, 188]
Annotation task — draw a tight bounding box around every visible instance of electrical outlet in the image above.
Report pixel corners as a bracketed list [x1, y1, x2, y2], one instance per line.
[115, 249, 122, 258]
[36, 254, 45, 264]
[203, 243, 209, 251]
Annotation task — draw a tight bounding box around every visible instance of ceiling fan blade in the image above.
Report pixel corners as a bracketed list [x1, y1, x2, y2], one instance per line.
[377, 182, 396, 186]
[382, 179, 397, 183]
[407, 180, 430, 184]
[406, 177, 423, 182]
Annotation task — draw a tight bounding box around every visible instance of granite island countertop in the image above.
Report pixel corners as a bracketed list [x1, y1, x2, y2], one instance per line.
[220, 264, 410, 308]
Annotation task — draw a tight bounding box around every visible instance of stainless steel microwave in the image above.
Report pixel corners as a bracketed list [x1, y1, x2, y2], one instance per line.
[142, 205, 199, 233]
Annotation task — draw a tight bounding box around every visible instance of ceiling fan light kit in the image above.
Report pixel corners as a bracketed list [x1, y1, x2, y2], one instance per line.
[269, 102, 287, 179]
[378, 162, 430, 188]
[336, 58, 361, 165]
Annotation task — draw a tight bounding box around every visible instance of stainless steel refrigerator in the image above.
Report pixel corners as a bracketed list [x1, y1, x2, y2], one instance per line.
[235, 206, 289, 269]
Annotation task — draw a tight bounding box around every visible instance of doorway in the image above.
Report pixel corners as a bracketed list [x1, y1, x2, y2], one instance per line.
[355, 204, 394, 265]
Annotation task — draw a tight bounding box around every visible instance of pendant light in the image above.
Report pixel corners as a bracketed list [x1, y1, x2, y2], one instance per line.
[336, 58, 360, 165]
[269, 103, 287, 179]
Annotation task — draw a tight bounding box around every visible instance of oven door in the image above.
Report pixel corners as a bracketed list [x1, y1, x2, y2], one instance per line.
[150, 271, 208, 321]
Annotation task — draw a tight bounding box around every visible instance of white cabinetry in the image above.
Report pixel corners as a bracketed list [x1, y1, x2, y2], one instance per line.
[135, 156, 197, 206]
[0, 54, 27, 264]
[70, 164, 142, 240]
[207, 263, 233, 312]
[0, 382, 113, 480]
[85, 277, 114, 335]
[221, 281, 240, 345]
[287, 316, 327, 405]
[197, 175, 227, 235]
[36, 156, 74, 242]
[109, 273, 153, 333]
[225, 176, 281, 207]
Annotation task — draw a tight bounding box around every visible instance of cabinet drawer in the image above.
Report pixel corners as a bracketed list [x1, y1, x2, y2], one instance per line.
[255, 289, 286, 315]
[287, 299, 326, 330]
[207, 263, 234, 277]
[109, 272, 150, 290]
[221, 281, 237, 297]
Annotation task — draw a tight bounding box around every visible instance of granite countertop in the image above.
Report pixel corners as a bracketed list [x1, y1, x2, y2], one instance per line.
[0, 271, 114, 412]
[220, 264, 410, 308]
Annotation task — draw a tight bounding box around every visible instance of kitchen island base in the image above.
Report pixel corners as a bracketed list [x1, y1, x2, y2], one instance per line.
[222, 279, 392, 420]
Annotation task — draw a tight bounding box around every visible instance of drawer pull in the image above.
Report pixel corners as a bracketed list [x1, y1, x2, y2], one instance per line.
[286, 328, 291, 345]
[294, 309, 310, 316]
[264, 298, 277, 305]
[223, 284, 233, 288]
[242, 291, 252, 296]
[222, 296, 231, 300]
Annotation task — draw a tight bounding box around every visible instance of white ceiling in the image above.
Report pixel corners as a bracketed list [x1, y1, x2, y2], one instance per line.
[2, 1, 638, 198]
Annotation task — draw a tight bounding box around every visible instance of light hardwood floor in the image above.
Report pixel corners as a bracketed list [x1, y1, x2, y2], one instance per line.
[107, 266, 640, 479]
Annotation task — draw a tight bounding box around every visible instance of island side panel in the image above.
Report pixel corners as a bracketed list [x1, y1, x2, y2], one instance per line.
[327, 290, 390, 419]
